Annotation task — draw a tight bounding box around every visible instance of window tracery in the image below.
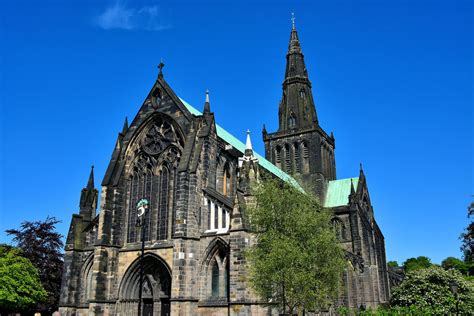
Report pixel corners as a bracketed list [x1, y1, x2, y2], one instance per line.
[201, 238, 229, 301]
[126, 116, 182, 243]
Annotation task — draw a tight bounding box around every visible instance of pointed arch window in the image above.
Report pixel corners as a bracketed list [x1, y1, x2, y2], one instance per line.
[294, 142, 301, 173]
[288, 113, 297, 128]
[206, 246, 229, 300]
[222, 165, 231, 196]
[211, 260, 220, 297]
[127, 155, 154, 243]
[285, 144, 291, 173]
[301, 141, 309, 173]
[300, 89, 306, 99]
[275, 146, 282, 167]
[157, 166, 169, 240]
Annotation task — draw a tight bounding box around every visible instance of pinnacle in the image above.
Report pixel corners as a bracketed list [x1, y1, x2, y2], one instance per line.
[87, 165, 95, 189]
[203, 89, 211, 114]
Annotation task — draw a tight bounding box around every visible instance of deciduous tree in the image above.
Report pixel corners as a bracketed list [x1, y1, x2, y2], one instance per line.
[402, 256, 432, 272]
[0, 244, 47, 313]
[246, 180, 345, 314]
[6, 217, 64, 313]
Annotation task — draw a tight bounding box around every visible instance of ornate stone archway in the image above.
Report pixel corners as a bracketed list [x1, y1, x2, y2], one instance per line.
[116, 254, 171, 316]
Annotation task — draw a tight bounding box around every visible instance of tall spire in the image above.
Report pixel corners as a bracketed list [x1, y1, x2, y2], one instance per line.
[87, 165, 95, 189]
[278, 15, 318, 131]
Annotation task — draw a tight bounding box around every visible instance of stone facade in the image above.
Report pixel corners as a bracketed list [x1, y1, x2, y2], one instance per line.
[59, 24, 390, 316]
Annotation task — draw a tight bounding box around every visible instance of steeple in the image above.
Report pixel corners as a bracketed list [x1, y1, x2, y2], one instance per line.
[278, 15, 318, 131]
[263, 16, 336, 200]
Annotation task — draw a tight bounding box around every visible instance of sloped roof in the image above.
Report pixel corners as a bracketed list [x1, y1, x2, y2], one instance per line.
[179, 98, 303, 191]
[324, 177, 359, 208]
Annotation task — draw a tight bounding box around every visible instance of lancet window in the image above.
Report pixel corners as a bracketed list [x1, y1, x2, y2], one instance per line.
[301, 141, 309, 173]
[222, 165, 231, 196]
[288, 112, 297, 128]
[285, 144, 291, 172]
[202, 240, 229, 301]
[294, 142, 301, 173]
[275, 146, 282, 167]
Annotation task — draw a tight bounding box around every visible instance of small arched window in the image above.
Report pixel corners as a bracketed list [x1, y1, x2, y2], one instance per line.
[300, 89, 306, 99]
[222, 166, 231, 196]
[275, 146, 282, 167]
[288, 113, 296, 128]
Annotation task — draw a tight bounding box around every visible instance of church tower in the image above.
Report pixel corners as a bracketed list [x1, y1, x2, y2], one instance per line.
[263, 18, 336, 201]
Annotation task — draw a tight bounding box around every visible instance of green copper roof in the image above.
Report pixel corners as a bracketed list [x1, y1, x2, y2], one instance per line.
[324, 177, 359, 208]
[179, 98, 303, 191]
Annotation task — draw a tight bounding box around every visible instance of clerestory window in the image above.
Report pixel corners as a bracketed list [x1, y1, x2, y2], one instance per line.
[205, 197, 230, 234]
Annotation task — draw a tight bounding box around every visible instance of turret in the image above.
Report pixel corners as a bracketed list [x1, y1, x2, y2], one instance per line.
[79, 166, 98, 221]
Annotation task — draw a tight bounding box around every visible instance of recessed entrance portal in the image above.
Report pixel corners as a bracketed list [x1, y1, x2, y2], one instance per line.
[117, 254, 171, 316]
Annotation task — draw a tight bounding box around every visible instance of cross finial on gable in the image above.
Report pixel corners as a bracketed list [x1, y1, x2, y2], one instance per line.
[158, 58, 165, 78]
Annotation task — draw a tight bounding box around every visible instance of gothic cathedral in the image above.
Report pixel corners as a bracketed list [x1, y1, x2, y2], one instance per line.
[59, 23, 390, 316]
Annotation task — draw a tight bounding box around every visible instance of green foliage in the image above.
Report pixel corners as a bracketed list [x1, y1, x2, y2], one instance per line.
[0, 244, 47, 312]
[246, 179, 346, 314]
[402, 256, 432, 272]
[6, 217, 64, 312]
[387, 261, 399, 268]
[337, 305, 460, 315]
[390, 266, 474, 315]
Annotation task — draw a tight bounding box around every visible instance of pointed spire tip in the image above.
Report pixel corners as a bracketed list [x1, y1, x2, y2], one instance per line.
[245, 129, 253, 154]
[87, 165, 95, 189]
[203, 89, 210, 114]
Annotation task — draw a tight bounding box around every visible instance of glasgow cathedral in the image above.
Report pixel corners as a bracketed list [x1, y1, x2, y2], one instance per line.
[59, 21, 390, 315]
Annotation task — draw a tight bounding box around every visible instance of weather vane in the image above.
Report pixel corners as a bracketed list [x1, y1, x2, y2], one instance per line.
[291, 12, 295, 29]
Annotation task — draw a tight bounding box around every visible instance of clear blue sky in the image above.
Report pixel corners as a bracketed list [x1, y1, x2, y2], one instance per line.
[0, 0, 472, 265]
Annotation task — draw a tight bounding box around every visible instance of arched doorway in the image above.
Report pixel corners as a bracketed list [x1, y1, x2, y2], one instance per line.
[117, 254, 171, 316]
